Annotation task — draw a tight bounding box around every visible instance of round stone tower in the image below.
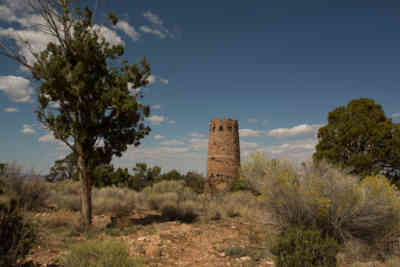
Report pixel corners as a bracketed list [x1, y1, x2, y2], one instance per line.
[205, 117, 240, 192]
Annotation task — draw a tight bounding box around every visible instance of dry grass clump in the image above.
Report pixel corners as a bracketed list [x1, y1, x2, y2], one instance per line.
[0, 162, 51, 211]
[62, 239, 145, 267]
[140, 180, 201, 222]
[243, 152, 400, 260]
[38, 210, 81, 232]
[47, 180, 81, 211]
[92, 186, 138, 217]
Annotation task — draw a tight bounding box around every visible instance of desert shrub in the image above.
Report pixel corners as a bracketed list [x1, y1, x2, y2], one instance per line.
[38, 210, 81, 232]
[259, 155, 400, 253]
[271, 225, 340, 267]
[92, 186, 137, 216]
[240, 152, 297, 192]
[222, 191, 259, 218]
[0, 162, 51, 211]
[62, 239, 145, 267]
[160, 199, 198, 222]
[141, 181, 200, 222]
[0, 199, 36, 267]
[47, 180, 81, 211]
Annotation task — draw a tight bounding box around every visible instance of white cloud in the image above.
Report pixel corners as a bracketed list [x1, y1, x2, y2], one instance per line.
[188, 132, 205, 138]
[161, 139, 185, 145]
[117, 144, 207, 174]
[0, 6, 18, 22]
[167, 120, 176, 124]
[241, 141, 259, 150]
[189, 138, 208, 150]
[146, 75, 156, 84]
[140, 10, 173, 39]
[0, 75, 34, 102]
[268, 124, 323, 138]
[21, 124, 35, 134]
[248, 118, 258, 124]
[154, 134, 165, 140]
[146, 115, 165, 125]
[143, 10, 163, 25]
[160, 78, 168, 85]
[391, 113, 400, 118]
[4, 107, 18, 112]
[115, 20, 140, 41]
[91, 25, 124, 47]
[151, 104, 161, 110]
[239, 129, 262, 137]
[0, 4, 124, 72]
[261, 138, 318, 167]
[38, 132, 57, 143]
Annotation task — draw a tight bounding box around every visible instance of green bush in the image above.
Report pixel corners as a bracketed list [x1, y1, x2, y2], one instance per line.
[0, 199, 36, 267]
[62, 239, 145, 267]
[271, 225, 340, 267]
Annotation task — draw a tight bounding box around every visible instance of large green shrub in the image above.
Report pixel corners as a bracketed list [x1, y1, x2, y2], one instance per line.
[62, 239, 145, 267]
[271, 225, 340, 267]
[0, 199, 36, 267]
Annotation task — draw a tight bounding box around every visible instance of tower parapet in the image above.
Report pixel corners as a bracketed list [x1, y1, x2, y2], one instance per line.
[205, 117, 240, 192]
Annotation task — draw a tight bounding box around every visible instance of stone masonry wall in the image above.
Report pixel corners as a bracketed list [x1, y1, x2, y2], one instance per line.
[205, 117, 240, 192]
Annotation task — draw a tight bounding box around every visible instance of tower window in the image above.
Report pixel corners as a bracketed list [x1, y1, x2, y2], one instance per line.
[228, 126, 232, 131]
[219, 126, 223, 131]
[212, 126, 215, 132]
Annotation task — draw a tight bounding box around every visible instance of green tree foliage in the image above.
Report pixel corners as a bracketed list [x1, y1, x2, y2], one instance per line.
[0, 163, 7, 194]
[158, 169, 184, 182]
[46, 152, 78, 182]
[313, 98, 400, 186]
[128, 163, 161, 191]
[0, 1, 152, 229]
[183, 171, 205, 194]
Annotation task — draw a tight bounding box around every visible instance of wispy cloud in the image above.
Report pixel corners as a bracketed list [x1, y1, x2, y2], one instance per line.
[167, 120, 176, 124]
[140, 10, 174, 39]
[154, 134, 165, 140]
[160, 78, 169, 85]
[248, 118, 258, 124]
[115, 20, 140, 41]
[0, 76, 34, 102]
[146, 75, 156, 84]
[146, 115, 165, 125]
[4, 107, 18, 112]
[188, 138, 208, 150]
[239, 129, 262, 137]
[188, 132, 205, 138]
[268, 124, 323, 138]
[21, 124, 35, 134]
[161, 139, 185, 145]
[143, 10, 163, 25]
[151, 104, 161, 110]
[391, 113, 400, 118]
[0, 2, 124, 72]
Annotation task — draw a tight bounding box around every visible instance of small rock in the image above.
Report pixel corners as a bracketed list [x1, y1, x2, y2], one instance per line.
[137, 236, 146, 241]
[239, 256, 251, 261]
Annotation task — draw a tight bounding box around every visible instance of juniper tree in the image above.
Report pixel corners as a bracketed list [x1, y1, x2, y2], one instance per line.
[313, 98, 400, 187]
[0, 0, 152, 229]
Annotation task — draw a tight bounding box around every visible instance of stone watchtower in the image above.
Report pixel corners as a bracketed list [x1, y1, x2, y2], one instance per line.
[205, 117, 240, 192]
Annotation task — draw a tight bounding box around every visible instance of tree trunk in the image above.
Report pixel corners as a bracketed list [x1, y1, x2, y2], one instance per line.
[76, 143, 92, 231]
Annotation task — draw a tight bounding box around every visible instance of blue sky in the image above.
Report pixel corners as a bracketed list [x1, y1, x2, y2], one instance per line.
[0, 0, 400, 176]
